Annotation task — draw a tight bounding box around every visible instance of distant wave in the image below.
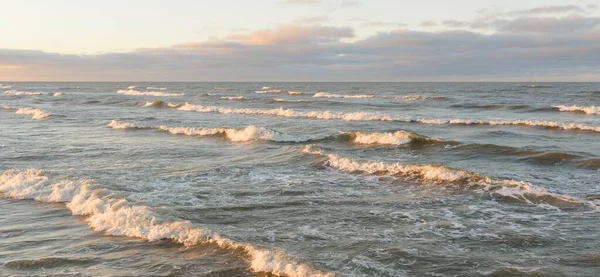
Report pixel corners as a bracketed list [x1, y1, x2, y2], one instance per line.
[301, 145, 590, 208]
[552, 105, 600, 115]
[0, 84, 12, 89]
[146, 87, 167, 90]
[220, 95, 245, 100]
[313, 92, 445, 101]
[256, 89, 302, 95]
[525, 84, 553, 88]
[14, 107, 53, 120]
[341, 130, 439, 146]
[313, 92, 375, 99]
[212, 87, 236, 91]
[4, 90, 46, 96]
[0, 169, 332, 277]
[451, 103, 531, 110]
[117, 89, 184, 97]
[53, 92, 64, 97]
[143, 100, 182, 108]
[155, 102, 600, 133]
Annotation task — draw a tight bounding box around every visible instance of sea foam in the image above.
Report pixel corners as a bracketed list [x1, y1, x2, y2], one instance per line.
[0, 169, 332, 277]
[117, 89, 184, 97]
[4, 90, 46, 96]
[301, 145, 589, 207]
[553, 105, 600, 115]
[15, 108, 52, 120]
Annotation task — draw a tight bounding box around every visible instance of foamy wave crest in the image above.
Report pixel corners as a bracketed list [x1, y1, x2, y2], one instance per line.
[175, 103, 394, 121]
[143, 100, 182, 108]
[313, 92, 374, 99]
[0, 169, 332, 277]
[5, 90, 46, 96]
[301, 145, 589, 208]
[345, 130, 437, 146]
[117, 89, 184, 97]
[398, 95, 446, 101]
[0, 84, 12, 89]
[288, 91, 303, 95]
[416, 119, 600, 133]
[256, 89, 283, 94]
[108, 120, 308, 143]
[53, 92, 64, 96]
[221, 96, 245, 100]
[146, 87, 167, 90]
[15, 108, 52, 120]
[553, 105, 600, 115]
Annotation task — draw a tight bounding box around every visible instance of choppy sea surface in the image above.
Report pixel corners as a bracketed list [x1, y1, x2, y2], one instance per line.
[1, 82, 600, 277]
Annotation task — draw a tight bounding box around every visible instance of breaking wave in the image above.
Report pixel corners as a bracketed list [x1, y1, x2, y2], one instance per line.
[143, 100, 182, 108]
[0, 84, 12, 89]
[525, 85, 553, 88]
[256, 89, 302, 95]
[107, 120, 308, 143]
[0, 169, 332, 277]
[4, 90, 46, 96]
[146, 87, 167, 90]
[552, 105, 600, 115]
[158, 102, 600, 132]
[53, 92, 64, 97]
[117, 89, 184, 97]
[301, 145, 591, 208]
[221, 96, 245, 100]
[14, 108, 53, 120]
[313, 92, 374, 99]
[312, 93, 445, 101]
[341, 131, 439, 146]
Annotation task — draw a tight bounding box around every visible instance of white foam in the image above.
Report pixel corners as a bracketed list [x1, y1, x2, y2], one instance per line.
[175, 103, 394, 121]
[146, 87, 167, 90]
[288, 91, 303, 95]
[553, 105, 600, 115]
[256, 89, 283, 94]
[117, 89, 184, 97]
[108, 120, 308, 143]
[221, 96, 245, 100]
[301, 145, 588, 207]
[398, 95, 446, 101]
[0, 84, 13, 89]
[5, 90, 46, 96]
[416, 118, 600, 132]
[313, 92, 374, 99]
[349, 131, 415, 145]
[0, 169, 332, 277]
[127, 86, 137, 89]
[53, 92, 64, 97]
[15, 108, 52, 120]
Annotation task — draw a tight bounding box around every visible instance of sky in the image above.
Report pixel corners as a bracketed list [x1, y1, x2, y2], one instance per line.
[1, 0, 599, 81]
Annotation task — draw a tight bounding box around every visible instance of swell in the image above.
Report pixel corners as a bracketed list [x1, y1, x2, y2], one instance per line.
[301, 145, 592, 208]
[109, 119, 442, 147]
[7, 107, 53, 120]
[0, 169, 333, 277]
[117, 89, 184, 97]
[451, 103, 532, 110]
[552, 105, 600, 115]
[155, 102, 600, 133]
[313, 92, 445, 101]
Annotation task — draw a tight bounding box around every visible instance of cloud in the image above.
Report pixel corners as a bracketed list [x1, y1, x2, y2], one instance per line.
[505, 5, 585, 15]
[293, 16, 330, 24]
[351, 17, 406, 27]
[2, 11, 600, 81]
[284, 0, 321, 4]
[419, 21, 438, 27]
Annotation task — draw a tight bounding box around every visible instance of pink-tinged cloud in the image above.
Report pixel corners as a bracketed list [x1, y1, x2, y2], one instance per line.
[223, 25, 354, 45]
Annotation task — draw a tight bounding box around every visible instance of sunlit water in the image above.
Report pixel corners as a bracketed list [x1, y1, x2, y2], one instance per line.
[1, 82, 600, 277]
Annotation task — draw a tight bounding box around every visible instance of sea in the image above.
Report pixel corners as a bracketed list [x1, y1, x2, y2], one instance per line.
[1, 82, 599, 277]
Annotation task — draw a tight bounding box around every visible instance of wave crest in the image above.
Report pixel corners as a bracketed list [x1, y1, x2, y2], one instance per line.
[117, 89, 184, 97]
[0, 169, 332, 277]
[301, 145, 589, 208]
[553, 105, 600, 115]
[15, 108, 52, 120]
[5, 90, 46, 96]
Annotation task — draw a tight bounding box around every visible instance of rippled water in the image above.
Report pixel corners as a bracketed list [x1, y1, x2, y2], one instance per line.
[1, 82, 600, 277]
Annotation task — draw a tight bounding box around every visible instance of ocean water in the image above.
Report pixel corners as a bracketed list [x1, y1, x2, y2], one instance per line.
[1, 82, 600, 277]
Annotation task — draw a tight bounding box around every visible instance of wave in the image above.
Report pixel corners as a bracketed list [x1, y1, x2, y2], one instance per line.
[288, 91, 303, 95]
[552, 105, 600, 115]
[0, 84, 12, 89]
[143, 100, 182, 108]
[313, 92, 375, 99]
[53, 92, 64, 96]
[146, 87, 167, 90]
[212, 87, 236, 91]
[107, 120, 308, 143]
[4, 90, 46, 96]
[117, 89, 184, 97]
[313, 93, 445, 101]
[160, 102, 600, 133]
[452, 103, 531, 110]
[301, 145, 591, 208]
[525, 84, 553, 88]
[127, 86, 137, 89]
[0, 169, 332, 277]
[221, 96, 245, 100]
[341, 131, 439, 146]
[14, 108, 53, 120]
[256, 89, 301, 95]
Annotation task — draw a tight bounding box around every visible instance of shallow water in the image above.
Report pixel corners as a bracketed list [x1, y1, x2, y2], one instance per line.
[1, 82, 600, 276]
